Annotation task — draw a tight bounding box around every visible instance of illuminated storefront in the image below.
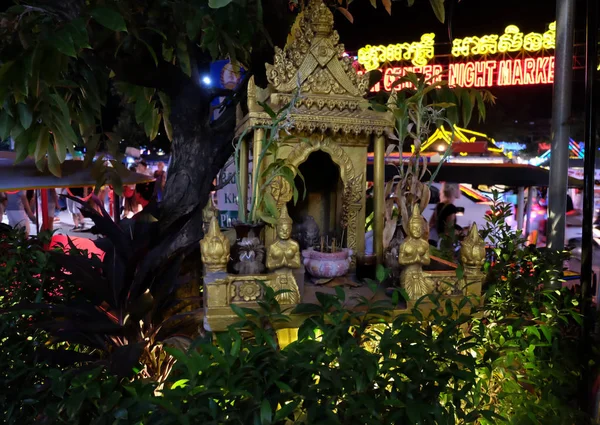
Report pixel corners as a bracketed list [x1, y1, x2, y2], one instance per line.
[356, 22, 557, 91]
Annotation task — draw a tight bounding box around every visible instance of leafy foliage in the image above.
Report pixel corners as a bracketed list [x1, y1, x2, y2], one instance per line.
[0, 209, 595, 423]
[235, 90, 306, 224]
[0, 0, 270, 178]
[8, 199, 201, 384]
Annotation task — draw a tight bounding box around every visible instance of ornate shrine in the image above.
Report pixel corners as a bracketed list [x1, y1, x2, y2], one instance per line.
[200, 0, 486, 331]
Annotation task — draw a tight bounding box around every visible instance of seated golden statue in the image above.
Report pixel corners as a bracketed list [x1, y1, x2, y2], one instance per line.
[266, 205, 301, 270]
[398, 204, 432, 300]
[460, 223, 486, 269]
[200, 216, 230, 273]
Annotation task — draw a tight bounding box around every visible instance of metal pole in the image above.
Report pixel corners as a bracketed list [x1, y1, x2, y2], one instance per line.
[547, 0, 575, 252]
[373, 135, 385, 265]
[581, 0, 598, 313]
[579, 0, 597, 413]
[251, 129, 265, 220]
[516, 187, 525, 233]
[524, 187, 533, 237]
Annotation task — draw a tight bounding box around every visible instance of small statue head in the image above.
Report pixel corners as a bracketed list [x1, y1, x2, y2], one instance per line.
[277, 205, 293, 240]
[408, 204, 424, 239]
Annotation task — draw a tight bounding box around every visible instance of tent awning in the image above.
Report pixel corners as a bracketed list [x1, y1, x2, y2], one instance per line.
[0, 152, 154, 191]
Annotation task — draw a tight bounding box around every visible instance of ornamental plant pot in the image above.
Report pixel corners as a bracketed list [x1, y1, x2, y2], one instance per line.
[302, 247, 353, 279]
[229, 222, 266, 275]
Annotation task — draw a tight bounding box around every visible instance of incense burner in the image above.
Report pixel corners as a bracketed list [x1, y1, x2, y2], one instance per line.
[302, 248, 353, 279]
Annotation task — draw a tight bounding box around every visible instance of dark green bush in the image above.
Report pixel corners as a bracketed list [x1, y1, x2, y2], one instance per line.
[0, 194, 594, 424]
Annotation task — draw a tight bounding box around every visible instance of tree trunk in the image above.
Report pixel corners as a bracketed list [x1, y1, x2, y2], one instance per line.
[134, 82, 237, 285]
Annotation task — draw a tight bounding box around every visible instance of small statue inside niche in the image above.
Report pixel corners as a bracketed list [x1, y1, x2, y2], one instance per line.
[292, 215, 320, 250]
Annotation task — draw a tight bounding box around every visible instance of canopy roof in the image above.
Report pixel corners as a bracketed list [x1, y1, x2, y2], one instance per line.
[367, 161, 583, 188]
[0, 152, 154, 191]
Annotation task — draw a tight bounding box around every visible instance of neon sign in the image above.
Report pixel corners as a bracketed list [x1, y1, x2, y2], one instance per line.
[451, 23, 555, 59]
[357, 22, 556, 74]
[358, 33, 436, 70]
[367, 57, 555, 92]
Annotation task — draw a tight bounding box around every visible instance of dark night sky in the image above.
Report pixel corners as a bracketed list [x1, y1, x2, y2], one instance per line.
[332, 0, 591, 143]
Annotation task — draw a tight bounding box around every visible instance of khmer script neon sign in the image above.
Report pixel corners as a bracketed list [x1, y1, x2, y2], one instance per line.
[357, 22, 556, 91]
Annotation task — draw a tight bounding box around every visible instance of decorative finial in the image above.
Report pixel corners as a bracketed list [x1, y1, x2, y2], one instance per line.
[278, 204, 293, 225]
[409, 204, 422, 224]
[460, 223, 486, 269]
[200, 216, 230, 273]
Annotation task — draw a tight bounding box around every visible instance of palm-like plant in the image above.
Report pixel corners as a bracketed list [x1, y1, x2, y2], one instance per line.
[12, 198, 199, 382]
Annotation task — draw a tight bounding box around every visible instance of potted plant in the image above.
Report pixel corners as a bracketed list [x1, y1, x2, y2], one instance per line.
[230, 90, 305, 274]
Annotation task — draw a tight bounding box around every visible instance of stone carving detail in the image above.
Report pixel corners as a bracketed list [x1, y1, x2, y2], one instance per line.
[236, 281, 262, 302]
[265, 0, 369, 99]
[270, 175, 293, 208]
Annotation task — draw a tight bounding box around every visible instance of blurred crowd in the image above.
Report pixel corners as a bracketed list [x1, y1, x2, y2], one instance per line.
[0, 160, 167, 237]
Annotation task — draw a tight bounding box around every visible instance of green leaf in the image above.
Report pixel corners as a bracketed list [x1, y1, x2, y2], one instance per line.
[67, 18, 91, 49]
[275, 400, 300, 422]
[429, 0, 445, 23]
[139, 38, 158, 66]
[135, 98, 151, 124]
[47, 30, 76, 57]
[149, 111, 161, 141]
[176, 40, 191, 77]
[230, 303, 246, 319]
[209, 0, 234, 8]
[262, 192, 279, 219]
[258, 101, 276, 119]
[17, 103, 32, 130]
[171, 379, 189, 389]
[540, 325, 552, 343]
[0, 112, 14, 140]
[13, 131, 29, 164]
[90, 7, 128, 32]
[260, 399, 272, 425]
[34, 129, 49, 166]
[376, 264, 386, 283]
[54, 135, 67, 162]
[163, 114, 173, 141]
[230, 334, 242, 357]
[47, 142, 61, 177]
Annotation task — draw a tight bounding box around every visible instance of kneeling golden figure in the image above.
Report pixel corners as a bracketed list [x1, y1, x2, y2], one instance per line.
[399, 204, 432, 300]
[267, 205, 301, 304]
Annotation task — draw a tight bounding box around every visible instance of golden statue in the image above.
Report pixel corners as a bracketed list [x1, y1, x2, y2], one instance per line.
[266, 205, 301, 304]
[460, 223, 486, 270]
[200, 216, 230, 273]
[398, 204, 432, 300]
[266, 205, 301, 270]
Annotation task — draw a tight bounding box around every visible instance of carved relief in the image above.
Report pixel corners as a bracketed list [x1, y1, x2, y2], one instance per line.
[265, 0, 369, 98]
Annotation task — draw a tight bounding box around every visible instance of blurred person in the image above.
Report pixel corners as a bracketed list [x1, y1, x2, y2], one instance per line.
[123, 165, 138, 218]
[0, 192, 6, 219]
[429, 183, 463, 249]
[5, 190, 36, 237]
[153, 161, 167, 201]
[67, 186, 86, 231]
